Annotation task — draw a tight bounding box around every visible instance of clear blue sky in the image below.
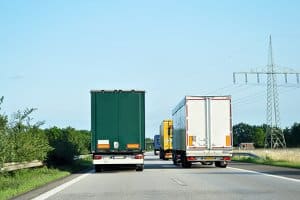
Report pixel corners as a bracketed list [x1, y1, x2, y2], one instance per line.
[1, 0, 300, 137]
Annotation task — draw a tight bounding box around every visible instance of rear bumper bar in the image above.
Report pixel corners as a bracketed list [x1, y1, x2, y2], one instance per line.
[93, 155, 144, 165]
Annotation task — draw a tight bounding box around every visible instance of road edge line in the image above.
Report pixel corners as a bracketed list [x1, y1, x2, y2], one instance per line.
[228, 167, 300, 183]
[32, 170, 93, 200]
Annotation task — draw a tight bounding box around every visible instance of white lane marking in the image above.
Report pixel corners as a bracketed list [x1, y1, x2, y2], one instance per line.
[171, 177, 187, 186]
[228, 167, 300, 183]
[32, 170, 93, 200]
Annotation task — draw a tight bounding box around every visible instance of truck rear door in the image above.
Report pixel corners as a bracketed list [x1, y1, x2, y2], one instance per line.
[186, 97, 207, 149]
[93, 92, 118, 151]
[186, 96, 232, 150]
[210, 97, 232, 148]
[118, 92, 144, 151]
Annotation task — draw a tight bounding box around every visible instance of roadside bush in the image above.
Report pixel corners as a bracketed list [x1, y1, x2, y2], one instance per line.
[13, 128, 50, 162]
[9, 108, 52, 163]
[45, 127, 90, 165]
[75, 130, 91, 155]
[0, 96, 91, 167]
[0, 97, 51, 167]
[45, 127, 75, 164]
[0, 96, 9, 166]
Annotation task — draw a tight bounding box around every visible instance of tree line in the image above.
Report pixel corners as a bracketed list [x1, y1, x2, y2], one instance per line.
[233, 122, 300, 148]
[0, 97, 90, 168]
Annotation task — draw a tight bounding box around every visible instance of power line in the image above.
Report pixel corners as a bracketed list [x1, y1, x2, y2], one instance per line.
[233, 35, 300, 149]
[233, 90, 266, 105]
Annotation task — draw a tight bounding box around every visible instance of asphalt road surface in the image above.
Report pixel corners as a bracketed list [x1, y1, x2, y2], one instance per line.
[22, 152, 300, 200]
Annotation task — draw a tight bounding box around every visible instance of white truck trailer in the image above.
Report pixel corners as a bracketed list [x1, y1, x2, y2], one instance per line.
[172, 96, 232, 168]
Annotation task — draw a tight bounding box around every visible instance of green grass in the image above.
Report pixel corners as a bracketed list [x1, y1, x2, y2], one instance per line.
[232, 156, 300, 169]
[0, 159, 92, 200]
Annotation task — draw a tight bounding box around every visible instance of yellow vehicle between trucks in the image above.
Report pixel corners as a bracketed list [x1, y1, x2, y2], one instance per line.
[159, 120, 173, 160]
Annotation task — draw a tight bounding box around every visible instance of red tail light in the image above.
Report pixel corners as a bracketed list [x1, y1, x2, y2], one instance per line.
[134, 154, 144, 159]
[223, 156, 231, 161]
[187, 156, 196, 161]
[94, 155, 102, 160]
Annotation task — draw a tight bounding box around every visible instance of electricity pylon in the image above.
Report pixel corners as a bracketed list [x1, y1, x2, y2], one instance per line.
[265, 36, 285, 148]
[233, 36, 299, 149]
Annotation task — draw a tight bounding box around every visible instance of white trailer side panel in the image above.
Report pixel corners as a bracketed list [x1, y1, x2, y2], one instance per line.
[172, 104, 186, 151]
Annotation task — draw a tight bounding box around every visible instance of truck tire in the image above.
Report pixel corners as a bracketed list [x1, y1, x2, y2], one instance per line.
[136, 164, 144, 171]
[95, 165, 104, 172]
[172, 153, 177, 165]
[181, 155, 192, 168]
[182, 161, 192, 168]
[162, 151, 166, 160]
[160, 149, 165, 160]
[172, 159, 177, 165]
[215, 161, 227, 168]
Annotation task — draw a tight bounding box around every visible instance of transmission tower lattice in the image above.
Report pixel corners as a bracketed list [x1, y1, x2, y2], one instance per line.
[265, 36, 285, 148]
[233, 36, 300, 149]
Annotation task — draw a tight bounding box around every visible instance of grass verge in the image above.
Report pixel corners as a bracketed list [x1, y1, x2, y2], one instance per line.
[0, 158, 92, 200]
[232, 156, 300, 169]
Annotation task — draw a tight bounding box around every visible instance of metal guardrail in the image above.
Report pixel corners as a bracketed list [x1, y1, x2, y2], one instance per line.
[0, 160, 44, 172]
[73, 154, 92, 160]
[232, 152, 260, 159]
[0, 155, 91, 172]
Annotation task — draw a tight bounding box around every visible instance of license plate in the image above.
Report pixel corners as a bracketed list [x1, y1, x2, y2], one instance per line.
[204, 157, 214, 160]
[113, 156, 125, 159]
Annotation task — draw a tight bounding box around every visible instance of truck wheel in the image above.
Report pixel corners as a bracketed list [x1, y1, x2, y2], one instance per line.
[181, 156, 192, 168]
[159, 149, 165, 160]
[181, 154, 191, 168]
[95, 165, 104, 172]
[172, 153, 177, 165]
[219, 161, 228, 168]
[215, 161, 227, 168]
[172, 159, 177, 165]
[136, 164, 144, 171]
[182, 161, 192, 168]
[160, 150, 165, 160]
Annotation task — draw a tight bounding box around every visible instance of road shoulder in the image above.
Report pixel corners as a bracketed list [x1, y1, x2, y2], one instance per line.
[230, 161, 300, 180]
[11, 169, 93, 200]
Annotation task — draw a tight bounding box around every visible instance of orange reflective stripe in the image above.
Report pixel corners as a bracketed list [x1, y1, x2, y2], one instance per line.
[97, 144, 110, 149]
[127, 144, 140, 149]
[226, 135, 231, 146]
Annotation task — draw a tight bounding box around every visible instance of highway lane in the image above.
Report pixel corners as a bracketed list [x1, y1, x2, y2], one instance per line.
[31, 152, 300, 200]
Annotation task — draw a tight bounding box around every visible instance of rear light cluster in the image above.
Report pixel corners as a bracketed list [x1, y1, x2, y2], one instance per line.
[223, 156, 231, 161]
[187, 156, 197, 161]
[94, 155, 102, 160]
[134, 154, 144, 159]
[165, 153, 172, 157]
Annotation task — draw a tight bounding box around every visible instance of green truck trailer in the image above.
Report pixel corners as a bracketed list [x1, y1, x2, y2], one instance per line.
[91, 90, 145, 172]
